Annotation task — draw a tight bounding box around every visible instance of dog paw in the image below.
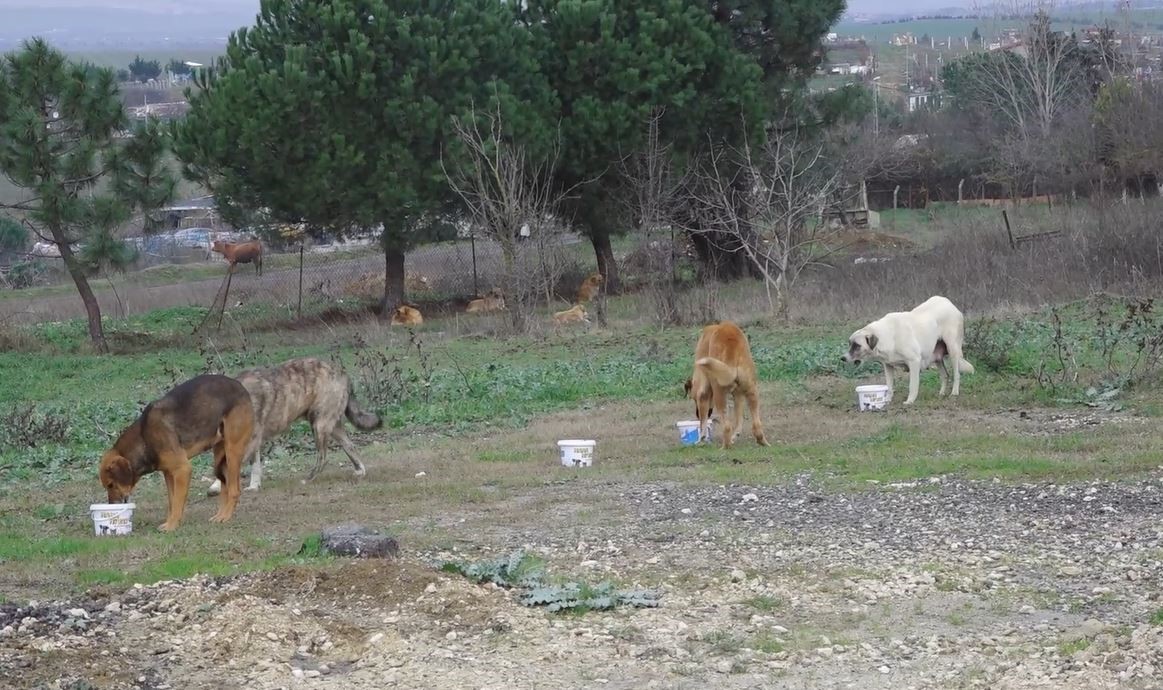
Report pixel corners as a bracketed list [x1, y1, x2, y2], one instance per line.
[756, 437, 771, 447]
[208, 513, 231, 524]
[244, 485, 259, 492]
[158, 522, 177, 532]
[353, 467, 367, 478]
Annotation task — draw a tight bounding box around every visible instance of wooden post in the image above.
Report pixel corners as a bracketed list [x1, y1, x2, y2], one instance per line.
[958, 178, 965, 204]
[297, 242, 304, 319]
[1002, 210, 1015, 250]
[893, 185, 901, 211]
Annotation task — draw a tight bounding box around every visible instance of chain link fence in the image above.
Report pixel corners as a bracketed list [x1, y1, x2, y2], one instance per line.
[0, 234, 585, 326]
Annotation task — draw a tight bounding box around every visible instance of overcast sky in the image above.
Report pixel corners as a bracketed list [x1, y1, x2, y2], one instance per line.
[845, 0, 965, 12]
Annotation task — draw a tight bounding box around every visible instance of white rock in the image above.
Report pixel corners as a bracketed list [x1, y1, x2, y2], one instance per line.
[66, 608, 88, 619]
[415, 471, 427, 478]
[446, 631, 458, 641]
[714, 660, 734, 674]
[680, 508, 692, 515]
[730, 569, 747, 583]
[368, 632, 385, 645]
[291, 668, 305, 679]
[104, 602, 121, 614]
[878, 665, 891, 674]
[425, 583, 438, 594]
[741, 493, 759, 504]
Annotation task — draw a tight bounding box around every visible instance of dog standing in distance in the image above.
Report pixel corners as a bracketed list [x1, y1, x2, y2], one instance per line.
[99, 374, 254, 531]
[842, 295, 975, 405]
[576, 272, 603, 304]
[684, 321, 769, 449]
[207, 358, 382, 495]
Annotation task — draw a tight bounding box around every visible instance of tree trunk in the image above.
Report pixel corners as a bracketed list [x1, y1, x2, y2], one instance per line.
[590, 228, 621, 295]
[378, 240, 406, 315]
[57, 235, 108, 353]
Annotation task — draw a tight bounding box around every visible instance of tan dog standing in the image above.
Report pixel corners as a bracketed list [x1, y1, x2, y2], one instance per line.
[99, 374, 254, 531]
[685, 321, 769, 449]
[576, 272, 603, 303]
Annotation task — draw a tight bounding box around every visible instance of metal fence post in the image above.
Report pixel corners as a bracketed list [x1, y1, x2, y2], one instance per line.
[470, 232, 478, 296]
[297, 242, 304, 318]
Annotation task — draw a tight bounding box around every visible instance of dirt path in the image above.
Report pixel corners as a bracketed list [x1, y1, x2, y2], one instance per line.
[3, 400, 1162, 689]
[5, 474, 1163, 689]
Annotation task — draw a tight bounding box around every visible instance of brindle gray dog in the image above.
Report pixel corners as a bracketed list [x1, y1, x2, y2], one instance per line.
[207, 358, 381, 495]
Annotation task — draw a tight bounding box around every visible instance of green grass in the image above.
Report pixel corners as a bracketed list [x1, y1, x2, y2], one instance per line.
[1150, 608, 1163, 626]
[1058, 638, 1091, 657]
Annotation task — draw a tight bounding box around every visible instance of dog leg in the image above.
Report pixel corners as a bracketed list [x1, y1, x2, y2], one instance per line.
[304, 424, 330, 482]
[937, 357, 952, 396]
[334, 428, 367, 477]
[747, 389, 769, 446]
[210, 436, 243, 524]
[905, 362, 921, 405]
[159, 454, 192, 532]
[245, 435, 264, 492]
[248, 447, 263, 491]
[949, 342, 964, 396]
[882, 364, 895, 401]
[730, 391, 744, 445]
[714, 388, 733, 449]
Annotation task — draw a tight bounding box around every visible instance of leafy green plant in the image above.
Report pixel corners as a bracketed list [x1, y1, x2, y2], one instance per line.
[440, 550, 661, 614]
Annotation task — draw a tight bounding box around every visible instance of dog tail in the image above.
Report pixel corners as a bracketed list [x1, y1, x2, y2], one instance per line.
[695, 357, 738, 387]
[958, 358, 975, 375]
[345, 381, 383, 431]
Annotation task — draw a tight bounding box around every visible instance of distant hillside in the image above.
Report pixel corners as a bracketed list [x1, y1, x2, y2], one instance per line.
[0, 3, 257, 51]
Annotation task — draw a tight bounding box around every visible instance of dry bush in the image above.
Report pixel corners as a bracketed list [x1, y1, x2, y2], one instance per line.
[797, 201, 1163, 323]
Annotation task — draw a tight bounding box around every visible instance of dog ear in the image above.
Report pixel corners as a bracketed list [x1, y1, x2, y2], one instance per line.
[683, 378, 693, 396]
[100, 453, 135, 491]
[866, 333, 878, 351]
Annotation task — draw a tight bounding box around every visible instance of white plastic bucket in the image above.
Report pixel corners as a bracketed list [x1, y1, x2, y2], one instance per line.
[676, 420, 712, 446]
[557, 440, 596, 468]
[855, 384, 891, 411]
[90, 503, 135, 536]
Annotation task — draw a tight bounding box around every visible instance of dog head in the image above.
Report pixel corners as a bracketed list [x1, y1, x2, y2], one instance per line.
[683, 376, 713, 418]
[98, 451, 138, 503]
[843, 329, 878, 365]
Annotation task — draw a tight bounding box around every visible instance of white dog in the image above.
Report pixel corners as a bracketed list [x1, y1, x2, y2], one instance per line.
[842, 295, 975, 405]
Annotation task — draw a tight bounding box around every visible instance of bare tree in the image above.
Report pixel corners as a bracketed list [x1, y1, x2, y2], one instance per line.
[681, 122, 843, 320]
[444, 104, 576, 334]
[616, 109, 699, 324]
[962, 5, 1082, 138]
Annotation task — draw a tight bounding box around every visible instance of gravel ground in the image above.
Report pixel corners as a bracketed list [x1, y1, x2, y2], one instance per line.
[4, 473, 1163, 690]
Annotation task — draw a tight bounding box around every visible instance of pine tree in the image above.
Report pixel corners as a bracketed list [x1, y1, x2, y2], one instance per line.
[0, 40, 177, 351]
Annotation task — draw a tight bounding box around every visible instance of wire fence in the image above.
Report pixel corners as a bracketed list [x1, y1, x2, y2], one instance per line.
[0, 234, 585, 326]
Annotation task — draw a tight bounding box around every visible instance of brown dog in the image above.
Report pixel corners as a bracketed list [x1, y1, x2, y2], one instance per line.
[576, 272, 603, 303]
[685, 321, 768, 449]
[552, 304, 589, 325]
[211, 239, 263, 276]
[466, 287, 506, 313]
[391, 304, 423, 326]
[98, 374, 254, 531]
